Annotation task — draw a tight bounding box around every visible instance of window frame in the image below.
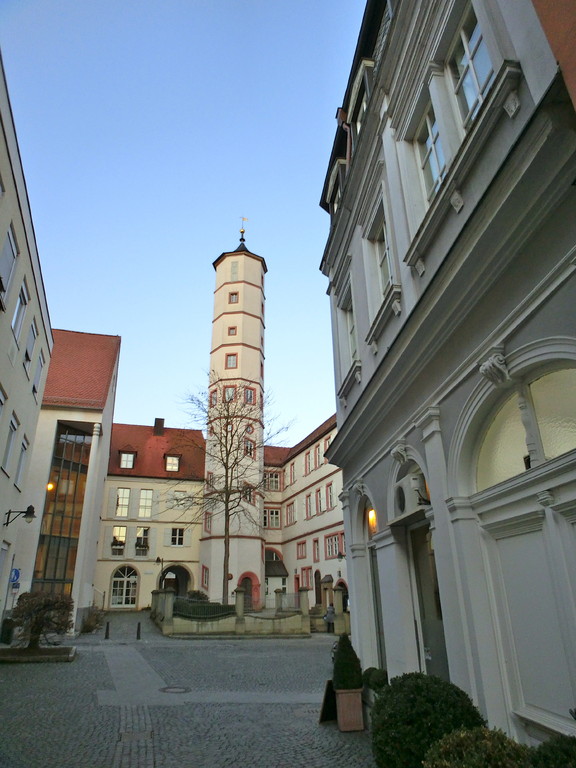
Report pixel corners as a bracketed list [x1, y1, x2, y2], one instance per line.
[120, 452, 135, 469]
[417, 104, 446, 200]
[115, 487, 130, 517]
[138, 489, 153, 518]
[165, 455, 180, 472]
[449, 7, 495, 127]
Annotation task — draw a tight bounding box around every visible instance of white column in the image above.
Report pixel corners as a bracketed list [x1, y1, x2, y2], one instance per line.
[71, 422, 101, 626]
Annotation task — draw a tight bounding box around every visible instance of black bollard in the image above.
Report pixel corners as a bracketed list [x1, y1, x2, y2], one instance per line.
[136, 621, 141, 640]
[104, 621, 110, 640]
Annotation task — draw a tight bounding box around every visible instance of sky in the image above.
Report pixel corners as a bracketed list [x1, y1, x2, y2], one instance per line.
[0, 0, 366, 447]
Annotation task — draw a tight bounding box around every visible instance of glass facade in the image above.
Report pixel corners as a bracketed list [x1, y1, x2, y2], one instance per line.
[32, 423, 92, 594]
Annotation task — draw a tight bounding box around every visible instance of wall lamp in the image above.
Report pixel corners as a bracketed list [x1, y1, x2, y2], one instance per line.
[337, 551, 344, 562]
[4, 505, 36, 526]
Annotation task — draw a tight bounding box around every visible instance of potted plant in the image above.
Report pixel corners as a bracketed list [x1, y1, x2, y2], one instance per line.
[332, 633, 364, 731]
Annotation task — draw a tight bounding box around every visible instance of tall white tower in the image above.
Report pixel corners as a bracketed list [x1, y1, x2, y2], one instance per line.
[201, 229, 267, 606]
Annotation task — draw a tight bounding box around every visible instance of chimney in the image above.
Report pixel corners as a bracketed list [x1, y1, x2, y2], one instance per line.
[153, 418, 165, 436]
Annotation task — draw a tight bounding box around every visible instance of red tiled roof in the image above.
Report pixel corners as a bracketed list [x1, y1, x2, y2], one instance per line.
[43, 329, 121, 410]
[263, 445, 291, 466]
[109, 423, 205, 481]
[265, 414, 337, 467]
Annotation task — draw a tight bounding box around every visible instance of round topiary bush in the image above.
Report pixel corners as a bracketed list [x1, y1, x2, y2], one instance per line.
[362, 666, 389, 691]
[371, 672, 486, 768]
[531, 733, 576, 768]
[422, 727, 532, 768]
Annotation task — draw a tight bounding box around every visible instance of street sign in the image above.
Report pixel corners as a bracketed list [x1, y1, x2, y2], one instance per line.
[9, 568, 20, 583]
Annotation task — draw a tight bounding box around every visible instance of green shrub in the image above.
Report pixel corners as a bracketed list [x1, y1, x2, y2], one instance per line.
[531, 733, 576, 768]
[423, 727, 531, 768]
[371, 672, 486, 768]
[363, 667, 389, 690]
[186, 590, 209, 602]
[332, 634, 363, 690]
[80, 605, 105, 634]
[12, 592, 74, 649]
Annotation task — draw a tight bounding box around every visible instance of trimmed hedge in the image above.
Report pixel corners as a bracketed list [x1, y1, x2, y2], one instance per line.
[531, 733, 576, 768]
[423, 727, 531, 768]
[371, 672, 486, 768]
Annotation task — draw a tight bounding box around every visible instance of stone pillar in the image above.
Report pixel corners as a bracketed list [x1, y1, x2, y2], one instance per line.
[274, 588, 283, 613]
[298, 587, 310, 616]
[161, 588, 175, 636]
[235, 587, 245, 618]
[234, 588, 246, 635]
[333, 586, 346, 635]
[150, 589, 159, 620]
[299, 587, 311, 634]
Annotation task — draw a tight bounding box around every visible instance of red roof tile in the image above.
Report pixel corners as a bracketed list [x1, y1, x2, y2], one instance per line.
[43, 329, 121, 410]
[265, 414, 337, 466]
[109, 423, 205, 481]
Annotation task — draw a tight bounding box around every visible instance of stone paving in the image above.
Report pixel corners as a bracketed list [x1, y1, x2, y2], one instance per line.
[0, 612, 375, 767]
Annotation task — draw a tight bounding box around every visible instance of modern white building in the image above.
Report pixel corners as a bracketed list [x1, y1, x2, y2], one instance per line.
[21, 329, 120, 630]
[321, 0, 576, 743]
[0, 57, 52, 621]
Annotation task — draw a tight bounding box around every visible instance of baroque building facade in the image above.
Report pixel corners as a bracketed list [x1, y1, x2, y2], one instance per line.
[321, 0, 576, 743]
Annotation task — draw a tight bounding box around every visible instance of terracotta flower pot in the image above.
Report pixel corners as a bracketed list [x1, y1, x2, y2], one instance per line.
[335, 687, 364, 731]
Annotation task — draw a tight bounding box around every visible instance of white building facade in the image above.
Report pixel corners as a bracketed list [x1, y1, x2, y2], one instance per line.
[0, 59, 52, 621]
[321, 0, 576, 743]
[94, 419, 205, 611]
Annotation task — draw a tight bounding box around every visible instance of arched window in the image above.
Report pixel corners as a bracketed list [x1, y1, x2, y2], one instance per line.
[477, 369, 576, 491]
[111, 566, 138, 607]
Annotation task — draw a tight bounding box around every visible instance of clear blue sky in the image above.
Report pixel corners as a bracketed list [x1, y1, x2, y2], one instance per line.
[0, 0, 365, 446]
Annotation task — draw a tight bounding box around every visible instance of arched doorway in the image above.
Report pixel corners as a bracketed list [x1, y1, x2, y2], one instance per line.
[314, 569, 322, 606]
[159, 565, 190, 596]
[240, 576, 253, 609]
[110, 566, 138, 607]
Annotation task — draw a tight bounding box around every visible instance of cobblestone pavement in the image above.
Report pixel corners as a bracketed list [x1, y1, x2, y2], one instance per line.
[0, 612, 375, 767]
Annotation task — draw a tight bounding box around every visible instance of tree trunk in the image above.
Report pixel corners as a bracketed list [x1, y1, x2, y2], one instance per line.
[222, 506, 230, 604]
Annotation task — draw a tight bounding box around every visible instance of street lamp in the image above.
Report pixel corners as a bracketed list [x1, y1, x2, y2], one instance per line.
[4, 505, 36, 526]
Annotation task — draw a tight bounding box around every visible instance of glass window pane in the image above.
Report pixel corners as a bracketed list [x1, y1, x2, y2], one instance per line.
[477, 393, 527, 491]
[531, 369, 576, 460]
[473, 42, 493, 92]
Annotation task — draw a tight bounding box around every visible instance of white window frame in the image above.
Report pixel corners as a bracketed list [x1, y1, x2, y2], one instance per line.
[449, 7, 494, 127]
[417, 105, 446, 200]
[11, 281, 29, 341]
[138, 489, 153, 518]
[2, 413, 19, 473]
[120, 452, 135, 469]
[0, 225, 17, 310]
[165, 455, 180, 472]
[116, 488, 130, 517]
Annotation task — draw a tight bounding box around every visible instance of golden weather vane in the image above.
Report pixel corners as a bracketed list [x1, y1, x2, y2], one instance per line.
[239, 216, 248, 240]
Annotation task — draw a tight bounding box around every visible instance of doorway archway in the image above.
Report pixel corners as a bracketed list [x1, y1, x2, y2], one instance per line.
[110, 566, 138, 607]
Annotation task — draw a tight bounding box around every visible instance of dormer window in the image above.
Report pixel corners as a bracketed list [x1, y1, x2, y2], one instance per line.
[165, 455, 180, 472]
[120, 452, 135, 469]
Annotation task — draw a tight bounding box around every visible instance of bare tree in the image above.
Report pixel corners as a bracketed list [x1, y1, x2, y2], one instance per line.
[184, 375, 289, 604]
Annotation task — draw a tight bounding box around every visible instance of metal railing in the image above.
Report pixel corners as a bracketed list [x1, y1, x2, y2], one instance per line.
[263, 591, 300, 612]
[173, 597, 235, 621]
